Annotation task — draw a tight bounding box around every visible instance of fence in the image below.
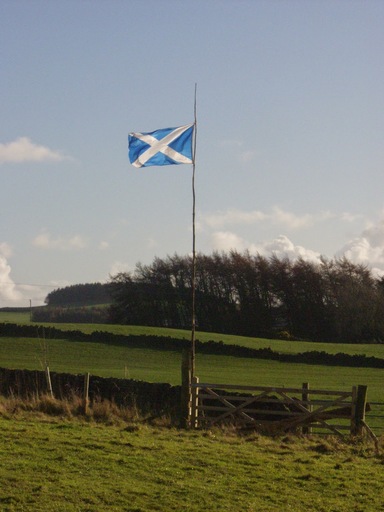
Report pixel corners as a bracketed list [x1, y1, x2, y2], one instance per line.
[190, 378, 376, 439]
[0, 367, 181, 420]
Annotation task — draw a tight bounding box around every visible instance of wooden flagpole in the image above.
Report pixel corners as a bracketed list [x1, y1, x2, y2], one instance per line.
[191, 83, 197, 379]
[181, 85, 198, 427]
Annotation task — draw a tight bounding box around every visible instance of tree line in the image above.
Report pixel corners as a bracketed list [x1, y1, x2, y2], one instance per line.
[44, 283, 111, 307]
[109, 252, 384, 343]
[32, 283, 111, 323]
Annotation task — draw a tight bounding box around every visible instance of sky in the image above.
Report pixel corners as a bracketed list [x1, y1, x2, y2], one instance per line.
[1, 0, 384, 307]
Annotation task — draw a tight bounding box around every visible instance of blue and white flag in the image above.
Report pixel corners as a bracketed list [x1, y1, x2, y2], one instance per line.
[128, 124, 194, 168]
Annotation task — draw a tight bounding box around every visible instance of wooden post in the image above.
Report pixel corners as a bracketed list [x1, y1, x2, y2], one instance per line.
[352, 385, 367, 436]
[45, 366, 54, 399]
[190, 376, 199, 429]
[83, 373, 90, 415]
[180, 348, 192, 428]
[302, 382, 311, 434]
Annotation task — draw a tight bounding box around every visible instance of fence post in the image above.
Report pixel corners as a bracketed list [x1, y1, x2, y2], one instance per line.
[190, 376, 199, 429]
[180, 348, 192, 428]
[82, 373, 90, 415]
[352, 385, 367, 436]
[45, 366, 54, 399]
[302, 382, 311, 434]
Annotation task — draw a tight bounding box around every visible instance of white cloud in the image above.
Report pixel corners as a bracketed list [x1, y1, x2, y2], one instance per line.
[32, 231, 87, 251]
[336, 220, 384, 276]
[211, 216, 384, 276]
[201, 207, 335, 231]
[210, 231, 321, 263]
[0, 137, 66, 164]
[211, 231, 248, 252]
[203, 208, 384, 276]
[0, 242, 51, 307]
[249, 235, 322, 263]
[0, 246, 22, 306]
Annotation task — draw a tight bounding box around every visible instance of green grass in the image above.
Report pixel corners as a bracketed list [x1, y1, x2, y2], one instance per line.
[1, 336, 383, 402]
[2, 309, 384, 358]
[0, 413, 383, 511]
[0, 311, 31, 324]
[49, 322, 384, 359]
[1, 312, 384, 433]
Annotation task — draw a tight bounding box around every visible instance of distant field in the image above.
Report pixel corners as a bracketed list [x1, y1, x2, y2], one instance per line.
[0, 311, 31, 324]
[1, 336, 383, 403]
[2, 310, 384, 358]
[1, 311, 384, 434]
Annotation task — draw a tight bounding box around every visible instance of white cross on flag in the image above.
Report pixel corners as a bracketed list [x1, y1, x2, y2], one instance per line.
[128, 124, 194, 168]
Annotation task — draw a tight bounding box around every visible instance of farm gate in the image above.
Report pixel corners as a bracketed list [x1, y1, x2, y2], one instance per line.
[189, 378, 374, 439]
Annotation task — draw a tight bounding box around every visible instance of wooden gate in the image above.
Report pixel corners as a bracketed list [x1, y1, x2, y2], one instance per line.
[189, 378, 370, 437]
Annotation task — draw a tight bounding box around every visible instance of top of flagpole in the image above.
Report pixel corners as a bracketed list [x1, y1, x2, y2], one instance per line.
[193, 83, 197, 165]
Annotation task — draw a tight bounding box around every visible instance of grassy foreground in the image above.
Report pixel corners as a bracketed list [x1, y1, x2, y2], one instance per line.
[0, 405, 383, 512]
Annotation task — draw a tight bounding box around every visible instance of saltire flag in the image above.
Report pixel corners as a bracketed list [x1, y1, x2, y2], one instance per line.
[128, 124, 194, 168]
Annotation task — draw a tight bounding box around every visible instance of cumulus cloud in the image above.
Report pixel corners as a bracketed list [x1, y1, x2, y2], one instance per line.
[0, 137, 66, 164]
[211, 231, 248, 252]
[249, 235, 322, 263]
[32, 231, 87, 251]
[0, 251, 22, 305]
[201, 207, 334, 231]
[336, 220, 384, 277]
[0, 242, 52, 307]
[211, 231, 321, 263]
[211, 216, 384, 276]
[0, 242, 26, 307]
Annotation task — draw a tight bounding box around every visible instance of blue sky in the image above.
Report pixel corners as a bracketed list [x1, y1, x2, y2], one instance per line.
[1, 0, 384, 307]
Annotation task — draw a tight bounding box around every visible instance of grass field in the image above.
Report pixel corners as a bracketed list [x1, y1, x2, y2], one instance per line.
[1, 336, 384, 408]
[1, 313, 384, 510]
[1, 311, 384, 433]
[2, 311, 384, 358]
[0, 410, 383, 512]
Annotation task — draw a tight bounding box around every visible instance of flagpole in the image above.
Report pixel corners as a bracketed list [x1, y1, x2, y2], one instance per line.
[191, 83, 197, 379]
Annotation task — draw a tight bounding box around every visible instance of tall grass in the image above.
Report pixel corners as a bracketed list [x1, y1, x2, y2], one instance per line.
[0, 393, 143, 426]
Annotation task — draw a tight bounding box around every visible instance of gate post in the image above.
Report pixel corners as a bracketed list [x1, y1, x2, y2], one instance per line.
[180, 348, 192, 428]
[45, 366, 54, 399]
[352, 385, 367, 436]
[82, 373, 90, 415]
[302, 382, 311, 434]
[190, 376, 199, 429]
